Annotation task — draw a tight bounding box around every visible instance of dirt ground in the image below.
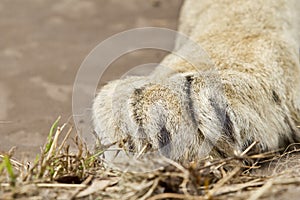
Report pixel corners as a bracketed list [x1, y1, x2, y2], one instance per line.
[0, 0, 182, 159]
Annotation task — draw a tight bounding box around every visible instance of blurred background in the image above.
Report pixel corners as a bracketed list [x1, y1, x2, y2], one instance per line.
[0, 0, 182, 159]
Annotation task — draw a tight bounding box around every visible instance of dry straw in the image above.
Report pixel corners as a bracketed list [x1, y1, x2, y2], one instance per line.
[1, 118, 300, 199]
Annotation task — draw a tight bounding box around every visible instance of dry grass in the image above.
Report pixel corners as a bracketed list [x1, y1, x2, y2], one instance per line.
[1, 118, 300, 200]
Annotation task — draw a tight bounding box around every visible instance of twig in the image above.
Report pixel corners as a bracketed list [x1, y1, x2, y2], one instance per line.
[208, 141, 259, 197]
[272, 177, 300, 185]
[46, 123, 67, 160]
[248, 179, 273, 200]
[213, 180, 264, 196]
[148, 193, 203, 200]
[240, 141, 258, 156]
[136, 145, 148, 159]
[70, 175, 94, 200]
[36, 183, 86, 188]
[162, 157, 191, 196]
[197, 157, 235, 170]
[57, 126, 73, 153]
[208, 166, 240, 197]
[140, 178, 160, 200]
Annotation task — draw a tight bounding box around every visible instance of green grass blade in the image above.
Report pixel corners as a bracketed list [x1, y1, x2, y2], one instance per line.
[3, 155, 16, 186]
[44, 116, 61, 154]
[0, 160, 5, 175]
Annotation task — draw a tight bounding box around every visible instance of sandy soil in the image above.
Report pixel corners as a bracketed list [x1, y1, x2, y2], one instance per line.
[0, 0, 182, 159]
